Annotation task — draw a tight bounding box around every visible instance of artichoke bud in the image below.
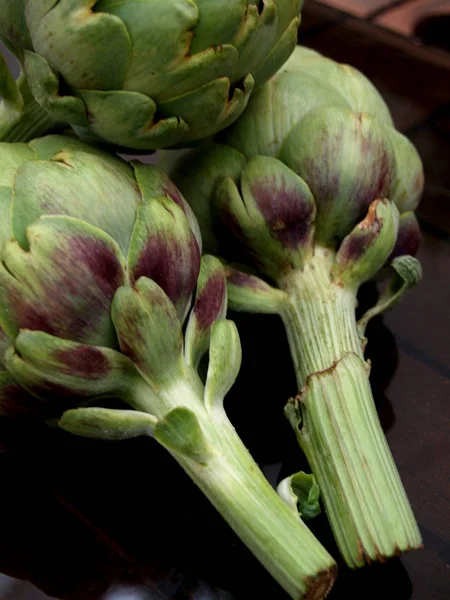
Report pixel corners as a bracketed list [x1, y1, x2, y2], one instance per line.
[154, 407, 211, 463]
[127, 195, 200, 323]
[278, 107, 397, 247]
[185, 255, 227, 370]
[59, 407, 157, 441]
[216, 156, 316, 280]
[112, 278, 184, 391]
[4, 330, 138, 401]
[0, 216, 127, 348]
[204, 320, 242, 411]
[225, 266, 289, 314]
[0, 135, 203, 403]
[332, 198, 399, 288]
[9, 0, 303, 149]
[388, 211, 421, 262]
[387, 129, 424, 213]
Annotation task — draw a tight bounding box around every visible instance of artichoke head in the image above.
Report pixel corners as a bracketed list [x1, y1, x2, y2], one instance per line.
[0, 0, 304, 150]
[0, 134, 208, 415]
[170, 47, 423, 287]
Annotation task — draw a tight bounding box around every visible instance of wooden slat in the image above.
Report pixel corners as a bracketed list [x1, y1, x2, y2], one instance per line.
[314, 0, 400, 18]
[375, 0, 450, 36]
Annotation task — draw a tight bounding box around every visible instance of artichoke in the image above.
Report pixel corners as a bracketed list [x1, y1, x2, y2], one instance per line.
[0, 0, 303, 149]
[0, 134, 336, 600]
[168, 46, 424, 568]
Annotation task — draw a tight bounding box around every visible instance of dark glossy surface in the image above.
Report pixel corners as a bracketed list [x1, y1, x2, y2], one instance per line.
[1, 4, 450, 599]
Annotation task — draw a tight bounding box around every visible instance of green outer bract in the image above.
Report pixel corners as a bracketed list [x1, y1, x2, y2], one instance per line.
[0, 134, 337, 599]
[0, 0, 304, 149]
[169, 46, 424, 568]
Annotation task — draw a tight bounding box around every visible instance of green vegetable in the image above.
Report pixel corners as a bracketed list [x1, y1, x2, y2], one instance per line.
[0, 0, 303, 149]
[168, 46, 424, 568]
[0, 134, 336, 599]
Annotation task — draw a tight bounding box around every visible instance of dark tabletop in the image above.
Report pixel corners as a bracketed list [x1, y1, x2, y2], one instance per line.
[0, 3, 449, 599]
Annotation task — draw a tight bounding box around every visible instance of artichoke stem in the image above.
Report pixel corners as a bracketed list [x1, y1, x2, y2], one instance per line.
[134, 374, 337, 600]
[0, 76, 62, 142]
[279, 250, 422, 567]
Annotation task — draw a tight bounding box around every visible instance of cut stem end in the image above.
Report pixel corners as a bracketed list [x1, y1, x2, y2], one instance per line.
[279, 258, 422, 567]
